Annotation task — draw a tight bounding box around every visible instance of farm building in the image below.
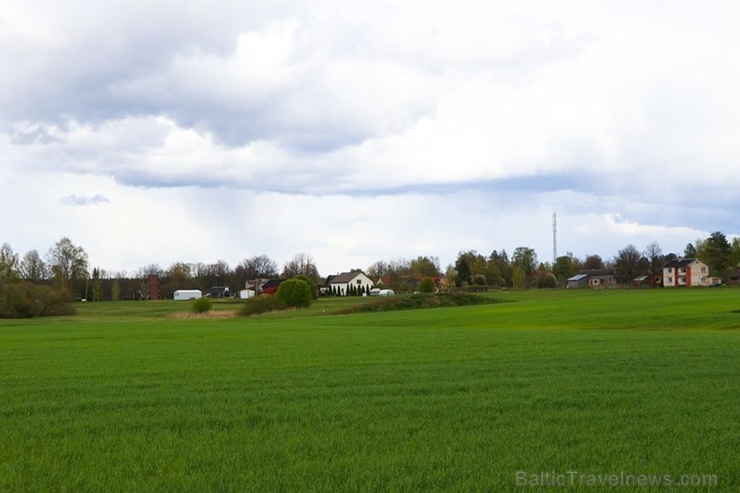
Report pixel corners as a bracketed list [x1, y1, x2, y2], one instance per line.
[174, 289, 202, 300]
[662, 258, 710, 287]
[259, 279, 285, 295]
[632, 273, 663, 287]
[327, 271, 374, 296]
[567, 270, 617, 289]
[204, 286, 231, 298]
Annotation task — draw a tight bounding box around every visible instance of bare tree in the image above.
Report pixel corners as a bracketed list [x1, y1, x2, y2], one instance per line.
[282, 253, 320, 281]
[20, 249, 48, 282]
[582, 254, 605, 270]
[0, 243, 20, 282]
[643, 241, 664, 285]
[236, 255, 278, 287]
[613, 244, 644, 282]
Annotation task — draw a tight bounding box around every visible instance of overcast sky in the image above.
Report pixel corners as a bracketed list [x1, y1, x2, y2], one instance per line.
[2, 0, 739, 277]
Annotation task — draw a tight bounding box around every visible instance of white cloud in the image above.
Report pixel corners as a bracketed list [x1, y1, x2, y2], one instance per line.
[2, 0, 740, 276]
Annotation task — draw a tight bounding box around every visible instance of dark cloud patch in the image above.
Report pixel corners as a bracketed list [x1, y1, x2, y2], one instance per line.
[60, 194, 111, 206]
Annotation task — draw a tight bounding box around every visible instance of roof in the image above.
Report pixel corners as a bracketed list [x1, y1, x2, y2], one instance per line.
[575, 269, 615, 278]
[567, 274, 588, 281]
[260, 279, 286, 289]
[327, 271, 366, 284]
[662, 258, 703, 268]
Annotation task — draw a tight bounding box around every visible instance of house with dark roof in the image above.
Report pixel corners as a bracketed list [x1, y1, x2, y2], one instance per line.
[327, 271, 374, 296]
[259, 279, 286, 295]
[566, 270, 617, 289]
[662, 258, 710, 287]
[204, 286, 231, 298]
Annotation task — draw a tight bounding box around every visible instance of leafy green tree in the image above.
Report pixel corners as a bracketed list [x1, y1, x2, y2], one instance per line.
[512, 247, 537, 287]
[552, 254, 576, 285]
[730, 238, 740, 269]
[92, 268, 104, 302]
[511, 265, 524, 289]
[111, 276, 121, 301]
[410, 256, 441, 277]
[419, 276, 436, 293]
[684, 243, 697, 258]
[276, 278, 313, 308]
[46, 237, 89, 296]
[488, 250, 511, 287]
[454, 256, 471, 287]
[698, 231, 732, 279]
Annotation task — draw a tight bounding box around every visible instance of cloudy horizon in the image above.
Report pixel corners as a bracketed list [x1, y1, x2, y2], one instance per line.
[2, 0, 738, 277]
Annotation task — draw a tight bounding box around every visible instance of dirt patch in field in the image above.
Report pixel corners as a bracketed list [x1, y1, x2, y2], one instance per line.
[169, 310, 238, 320]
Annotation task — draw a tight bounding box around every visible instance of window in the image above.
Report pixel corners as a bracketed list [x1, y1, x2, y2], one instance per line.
[701, 266, 707, 273]
[667, 277, 673, 284]
[356, 279, 362, 285]
[667, 268, 673, 273]
[679, 268, 686, 273]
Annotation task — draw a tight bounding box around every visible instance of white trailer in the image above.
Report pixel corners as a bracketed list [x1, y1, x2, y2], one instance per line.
[174, 289, 202, 301]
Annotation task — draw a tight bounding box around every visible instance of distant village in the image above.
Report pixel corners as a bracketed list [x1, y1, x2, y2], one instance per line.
[1, 230, 739, 302]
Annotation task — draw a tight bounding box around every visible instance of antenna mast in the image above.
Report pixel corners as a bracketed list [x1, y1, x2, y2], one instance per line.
[552, 212, 558, 263]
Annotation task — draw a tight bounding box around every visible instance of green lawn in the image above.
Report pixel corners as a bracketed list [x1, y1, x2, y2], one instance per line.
[0, 289, 738, 491]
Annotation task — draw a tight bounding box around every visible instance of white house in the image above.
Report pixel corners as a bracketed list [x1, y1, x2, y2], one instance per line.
[327, 271, 374, 296]
[662, 258, 710, 287]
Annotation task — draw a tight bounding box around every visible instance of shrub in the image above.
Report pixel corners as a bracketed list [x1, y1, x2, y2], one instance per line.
[276, 278, 313, 308]
[0, 282, 76, 318]
[536, 273, 558, 289]
[239, 294, 283, 316]
[191, 296, 213, 314]
[292, 275, 318, 300]
[472, 274, 488, 286]
[418, 276, 436, 294]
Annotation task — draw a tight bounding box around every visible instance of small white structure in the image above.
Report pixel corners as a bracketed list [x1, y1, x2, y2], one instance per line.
[379, 289, 395, 296]
[174, 289, 202, 301]
[239, 289, 256, 299]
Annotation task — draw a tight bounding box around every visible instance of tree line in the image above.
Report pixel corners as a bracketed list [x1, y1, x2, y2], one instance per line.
[1, 231, 739, 306]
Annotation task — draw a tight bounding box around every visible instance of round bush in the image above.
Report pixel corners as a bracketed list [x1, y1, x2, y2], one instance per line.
[276, 278, 313, 308]
[292, 275, 318, 300]
[191, 296, 213, 314]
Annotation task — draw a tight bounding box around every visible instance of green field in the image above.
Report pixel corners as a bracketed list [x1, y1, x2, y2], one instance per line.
[1, 289, 738, 492]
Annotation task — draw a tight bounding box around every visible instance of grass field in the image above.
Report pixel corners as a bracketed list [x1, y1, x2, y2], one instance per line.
[0, 288, 738, 492]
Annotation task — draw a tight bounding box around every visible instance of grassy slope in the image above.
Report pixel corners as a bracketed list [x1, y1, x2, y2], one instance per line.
[0, 289, 738, 492]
